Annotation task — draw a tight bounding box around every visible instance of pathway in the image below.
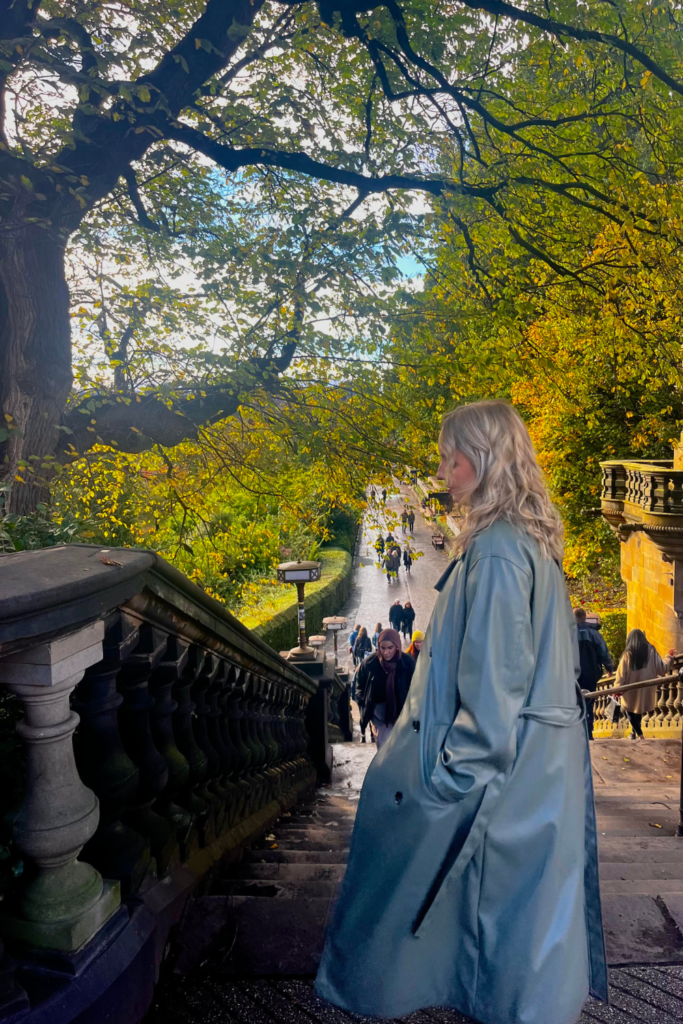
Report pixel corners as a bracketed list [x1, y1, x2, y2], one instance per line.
[323, 483, 450, 671]
[144, 485, 683, 1023]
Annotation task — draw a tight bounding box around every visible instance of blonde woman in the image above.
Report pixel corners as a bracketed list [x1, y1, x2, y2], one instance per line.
[316, 400, 607, 1024]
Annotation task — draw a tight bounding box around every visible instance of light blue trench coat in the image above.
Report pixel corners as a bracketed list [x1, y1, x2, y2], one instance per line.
[315, 521, 608, 1024]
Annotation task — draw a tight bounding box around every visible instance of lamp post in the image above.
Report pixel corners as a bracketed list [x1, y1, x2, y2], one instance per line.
[322, 616, 347, 666]
[276, 559, 322, 660]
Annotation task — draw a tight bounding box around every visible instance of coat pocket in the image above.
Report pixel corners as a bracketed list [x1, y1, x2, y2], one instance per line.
[412, 772, 507, 938]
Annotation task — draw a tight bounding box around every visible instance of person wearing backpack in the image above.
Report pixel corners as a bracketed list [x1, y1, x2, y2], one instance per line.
[573, 608, 615, 739]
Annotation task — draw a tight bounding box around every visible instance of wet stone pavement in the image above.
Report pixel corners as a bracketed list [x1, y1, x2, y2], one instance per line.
[144, 485, 683, 1023]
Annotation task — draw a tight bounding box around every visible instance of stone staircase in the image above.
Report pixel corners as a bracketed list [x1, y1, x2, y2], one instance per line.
[168, 788, 357, 978]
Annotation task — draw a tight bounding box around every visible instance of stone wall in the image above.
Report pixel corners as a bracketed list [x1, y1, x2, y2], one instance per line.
[621, 530, 682, 655]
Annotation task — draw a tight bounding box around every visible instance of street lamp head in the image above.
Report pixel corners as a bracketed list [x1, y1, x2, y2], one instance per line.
[276, 559, 322, 583]
[322, 616, 347, 631]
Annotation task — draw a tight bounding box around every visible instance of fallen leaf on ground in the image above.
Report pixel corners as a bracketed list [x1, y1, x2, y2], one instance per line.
[649, 823, 663, 828]
[623, 757, 630, 762]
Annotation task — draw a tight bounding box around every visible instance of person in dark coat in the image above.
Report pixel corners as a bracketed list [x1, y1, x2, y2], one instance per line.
[401, 601, 415, 641]
[400, 510, 409, 534]
[388, 600, 403, 631]
[375, 534, 385, 557]
[407, 510, 415, 532]
[403, 548, 413, 574]
[347, 623, 361, 665]
[355, 629, 415, 749]
[353, 627, 373, 663]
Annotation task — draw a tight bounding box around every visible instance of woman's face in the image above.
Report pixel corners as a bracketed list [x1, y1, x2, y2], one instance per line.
[379, 640, 398, 660]
[414, 640, 423, 652]
[437, 439, 478, 503]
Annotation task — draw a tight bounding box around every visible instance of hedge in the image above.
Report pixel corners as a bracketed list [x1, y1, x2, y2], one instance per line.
[598, 610, 627, 664]
[249, 547, 354, 654]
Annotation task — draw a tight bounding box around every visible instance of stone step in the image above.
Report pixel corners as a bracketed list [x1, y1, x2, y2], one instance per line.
[598, 837, 683, 856]
[601, 880, 683, 895]
[272, 823, 356, 839]
[602, 894, 683, 964]
[216, 896, 331, 976]
[170, 895, 331, 976]
[214, 878, 340, 899]
[244, 849, 349, 864]
[600, 864, 683, 881]
[231, 863, 346, 882]
[258, 838, 351, 852]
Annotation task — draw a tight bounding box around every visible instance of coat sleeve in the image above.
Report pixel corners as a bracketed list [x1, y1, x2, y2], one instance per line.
[596, 632, 615, 673]
[430, 554, 535, 802]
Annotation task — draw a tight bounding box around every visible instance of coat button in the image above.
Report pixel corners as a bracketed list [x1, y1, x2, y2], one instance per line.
[395, 791, 403, 805]
[413, 720, 420, 732]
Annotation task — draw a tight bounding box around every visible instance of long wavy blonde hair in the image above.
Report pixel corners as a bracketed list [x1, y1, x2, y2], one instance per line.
[440, 400, 564, 562]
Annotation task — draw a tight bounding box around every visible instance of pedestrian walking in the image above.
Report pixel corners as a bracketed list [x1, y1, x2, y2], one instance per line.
[574, 607, 615, 740]
[347, 623, 361, 665]
[370, 487, 376, 503]
[316, 398, 608, 1024]
[353, 628, 415, 751]
[615, 628, 673, 741]
[400, 509, 408, 534]
[351, 664, 368, 744]
[385, 548, 400, 582]
[353, 627, 373, 663]
[407, 509, 415, 533]
[406, 629, 425, 660]
[402, 548, 412, 574]
[375, 534, 385, 557]
[400, 601, 415, 641]
[372, 622, 382, 648]
[382, 488, 387, 503]
[388, 600, 403, 631]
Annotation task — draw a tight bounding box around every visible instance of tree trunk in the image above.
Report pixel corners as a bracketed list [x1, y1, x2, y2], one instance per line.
[0, 227, 72, 515]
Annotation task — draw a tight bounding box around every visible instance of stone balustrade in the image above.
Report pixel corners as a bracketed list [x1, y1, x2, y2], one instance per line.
[592, 673, 683, 739]
[0, 543, 343, 1024]
[600, 457, 683, 667]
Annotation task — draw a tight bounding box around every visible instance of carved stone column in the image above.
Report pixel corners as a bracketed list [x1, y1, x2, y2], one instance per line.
[117, 623, 180, 877]
[0, 622, 120, 951]
[172, 645, 213, 847]
[72, 611, 152, 896]
[149, 637, 197, 861]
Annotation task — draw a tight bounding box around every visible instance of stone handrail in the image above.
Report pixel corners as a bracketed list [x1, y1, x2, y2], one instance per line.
[0, 543, 340, 1023]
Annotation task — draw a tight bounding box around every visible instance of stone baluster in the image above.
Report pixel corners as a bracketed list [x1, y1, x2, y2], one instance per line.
[217, 661, 242, 829]
[225, 670, 254, 823]
[148, 637, 197, 861]
[255, 676, 280, 804]
[655, 679, 671, 737]
[0, 622, 121, 952]
[665, 674, 677, 730]
[72, 611, 152, 895]
[243, 673, 268, 813]
[297, 691, 314, 778]
[117, 623, 180, 877]
[191, 654, 227, 835]
[674, 670, 683, 731]
[261, 678, 284, 798]
[172, 645, 214, 847]
[205, 658, 238, 833]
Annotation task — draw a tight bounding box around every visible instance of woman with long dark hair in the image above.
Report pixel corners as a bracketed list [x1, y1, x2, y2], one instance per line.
[316, 400, 607, 1024]
[616, 628, 671, 740]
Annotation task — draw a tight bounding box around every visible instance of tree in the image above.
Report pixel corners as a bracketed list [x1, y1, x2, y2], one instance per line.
[2, 0, 683, 512]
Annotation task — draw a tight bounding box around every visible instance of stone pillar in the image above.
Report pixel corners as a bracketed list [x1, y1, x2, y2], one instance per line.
[0, 622, 121, 951]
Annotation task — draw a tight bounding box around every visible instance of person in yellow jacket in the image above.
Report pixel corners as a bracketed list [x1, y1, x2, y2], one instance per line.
[406, 629, 425, 660]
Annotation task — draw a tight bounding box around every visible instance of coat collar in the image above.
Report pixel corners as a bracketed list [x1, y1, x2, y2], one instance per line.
[434, 557, 460, 592]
